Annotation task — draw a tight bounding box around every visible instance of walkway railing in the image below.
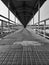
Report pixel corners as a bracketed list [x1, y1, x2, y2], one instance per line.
[0, 15, 16, 35]
[34, 18, 49, 39]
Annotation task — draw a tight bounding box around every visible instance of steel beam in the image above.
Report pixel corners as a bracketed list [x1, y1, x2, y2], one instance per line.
[44, 21, 46, 37]
[14, 16, 16, 24]
[38, 0, 40, 33]
[33, 12, 34, 25]
[1, 20, 3, 34]
[8, 0, 10, 32]
[33, 17, 34, 25]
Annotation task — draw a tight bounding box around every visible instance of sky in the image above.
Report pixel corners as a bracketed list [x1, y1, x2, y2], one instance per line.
[0, 0, 49, 25]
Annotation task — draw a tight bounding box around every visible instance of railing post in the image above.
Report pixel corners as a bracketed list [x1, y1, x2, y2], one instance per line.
[35, 24, 37, 34]
[14, 16, 16, 23]
[35, 25, 37, 34]
[11, 23, 13, 30]
[8, 0, 10, 32]
[33, 11, 34, 25]
[14, 16, 16, 31]
[1, 20, 3, 34]
[44, 20, 46, 37]
[38, 0, 40, 34]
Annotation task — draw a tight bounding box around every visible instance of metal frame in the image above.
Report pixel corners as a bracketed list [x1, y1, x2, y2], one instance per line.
[8, 0, 10, 32]
[38, 0, 40, 33]
[33, 11, 34, 25]
[1, 20, 3, 34]
[34, 18, 49, 39]
[44, 20, 46, 37]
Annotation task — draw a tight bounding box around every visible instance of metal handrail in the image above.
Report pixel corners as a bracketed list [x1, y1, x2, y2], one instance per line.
[0, 15, 17, 34]
[35, 18, 49, 25]
[0, 19, 12, 24]
[34, 18, 49, 39]
[0, 15, 16, 23]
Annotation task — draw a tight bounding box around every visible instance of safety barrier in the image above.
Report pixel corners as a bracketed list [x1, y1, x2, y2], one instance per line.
[34, 18, 49, 39]
[0, 15, 17, 38]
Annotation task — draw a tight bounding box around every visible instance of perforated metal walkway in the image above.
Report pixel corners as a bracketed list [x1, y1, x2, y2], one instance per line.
[0, 28, 49, 65]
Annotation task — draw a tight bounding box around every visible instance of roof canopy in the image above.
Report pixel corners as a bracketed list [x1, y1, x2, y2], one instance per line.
[1, 0, 46, 27]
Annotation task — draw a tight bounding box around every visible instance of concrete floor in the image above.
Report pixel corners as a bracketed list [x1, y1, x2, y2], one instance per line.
[0, 28, 49, 65]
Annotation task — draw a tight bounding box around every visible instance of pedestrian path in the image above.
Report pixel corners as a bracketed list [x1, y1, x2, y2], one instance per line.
[0, 28, 49, 65]
[0, 44, 49, 65]
[27, 27, 49, 44]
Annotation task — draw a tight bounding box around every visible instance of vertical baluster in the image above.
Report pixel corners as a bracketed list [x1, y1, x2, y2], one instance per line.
[14, 16, 16, 31]
[35, 24, 37, 34]
[33, 11, 34, 26]
[44, 20, 46, 37]
[1, 20, 3, 34]
[38, 0, 40, 34]
[8, 0, 10, 32]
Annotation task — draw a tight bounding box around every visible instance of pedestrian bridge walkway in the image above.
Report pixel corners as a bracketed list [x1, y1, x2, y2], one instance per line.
[0, 0, 49, 65]
[0, 28, 49, 65]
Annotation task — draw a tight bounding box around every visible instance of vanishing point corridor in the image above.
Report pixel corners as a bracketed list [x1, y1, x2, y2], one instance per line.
[0, 0, 49, 65]
[0, 28, 49, 65]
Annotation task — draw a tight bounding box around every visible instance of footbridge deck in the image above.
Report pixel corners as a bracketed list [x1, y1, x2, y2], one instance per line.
[0, 28, 49, 65]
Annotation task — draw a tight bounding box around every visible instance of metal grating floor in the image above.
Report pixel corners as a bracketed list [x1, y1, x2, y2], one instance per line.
[0, 44, 49, 65]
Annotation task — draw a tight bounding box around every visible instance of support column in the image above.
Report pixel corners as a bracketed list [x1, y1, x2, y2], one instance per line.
[38, 0, 40, 33]
[1, 21, 3, 34]
[33, 12, 34, 25]
[8, 1, 10, 32]
[14, 16, 16, 26]
[14, 16, 16, 23]
[44, 21, 46, 37]
[33, 16, 34, 30]
[33, 17, 34, 25]
[14, 16, 16, 31]
[11, 24, 13, 30]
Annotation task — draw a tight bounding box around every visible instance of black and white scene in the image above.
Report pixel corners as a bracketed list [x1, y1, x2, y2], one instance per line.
[0, 0, 49, 65]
